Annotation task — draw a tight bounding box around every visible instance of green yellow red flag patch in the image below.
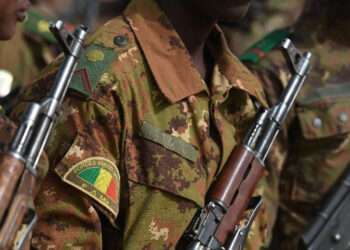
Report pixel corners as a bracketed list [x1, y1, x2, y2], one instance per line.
[63, 157, 120, 218]
[78, 167, 117, 202]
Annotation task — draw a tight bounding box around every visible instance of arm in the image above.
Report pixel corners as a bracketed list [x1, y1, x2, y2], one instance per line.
[0, 22, 87, 249]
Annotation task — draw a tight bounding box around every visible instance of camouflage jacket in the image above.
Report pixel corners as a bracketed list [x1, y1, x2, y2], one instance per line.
[11, 0, 269, 249]
[243, 13, 350, 250]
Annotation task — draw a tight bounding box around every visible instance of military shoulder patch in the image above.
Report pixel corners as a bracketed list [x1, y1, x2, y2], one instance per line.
[239, 28, 291, 64]
[69, 44, 118, 96]
[63, 157, 120, 218]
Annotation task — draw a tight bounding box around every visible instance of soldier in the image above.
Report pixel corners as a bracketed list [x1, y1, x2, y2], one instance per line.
[10, 0, 272, 248]
[240, 0, 350, 249]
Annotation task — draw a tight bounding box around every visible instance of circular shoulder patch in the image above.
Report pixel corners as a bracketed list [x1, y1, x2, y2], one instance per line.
[63, 157, 120, 218]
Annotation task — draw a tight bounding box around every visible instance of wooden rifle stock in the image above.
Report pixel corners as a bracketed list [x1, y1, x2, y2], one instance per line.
[0, 154, 24, 221]
[0, 150, 45, 249]
[212, 149, 264, 245]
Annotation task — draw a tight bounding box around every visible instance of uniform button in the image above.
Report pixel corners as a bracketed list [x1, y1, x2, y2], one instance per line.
[332, 233, 342, 243]
[312, 118, 322, 128]
[338, 112, 348, 122]
[114, 35, 128, 47]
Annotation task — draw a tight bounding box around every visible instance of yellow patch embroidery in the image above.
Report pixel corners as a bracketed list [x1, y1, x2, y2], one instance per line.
[37, 20, 50, 33]
[86, 49, 105, 62]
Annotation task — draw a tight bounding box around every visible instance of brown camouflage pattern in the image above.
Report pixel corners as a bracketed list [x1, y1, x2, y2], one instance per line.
[0, 113, 17, 153]
[251, 8, 350, 250]
[9, 0, 271, 249]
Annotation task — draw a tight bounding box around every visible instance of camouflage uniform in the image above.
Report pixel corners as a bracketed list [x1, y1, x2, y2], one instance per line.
[242, 6, 350, 250]
[10, 0, 271, 249]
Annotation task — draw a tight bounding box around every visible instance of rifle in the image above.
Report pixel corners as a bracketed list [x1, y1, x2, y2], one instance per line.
[301, 166, 350, 250]
[177, 39, 312, 250]
[0, 21, 88, 250]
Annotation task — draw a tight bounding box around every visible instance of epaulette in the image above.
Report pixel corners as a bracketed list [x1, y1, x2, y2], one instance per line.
[68, 44, 118, 96]
[23, 10, 75, 43]
[239, 28, 291, 64]
[68, 17, 134, 97]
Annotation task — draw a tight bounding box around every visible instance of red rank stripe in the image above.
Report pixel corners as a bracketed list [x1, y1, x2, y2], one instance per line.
[251, 48, 265, 58]
[74, 68, 92, 94]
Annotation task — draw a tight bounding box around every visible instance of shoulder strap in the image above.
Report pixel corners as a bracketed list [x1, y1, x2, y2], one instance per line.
[23, 10, 75, 43]
[68, 17, 134, 97]
[239, 28, 291, 64]
[68, 44, 118, 96]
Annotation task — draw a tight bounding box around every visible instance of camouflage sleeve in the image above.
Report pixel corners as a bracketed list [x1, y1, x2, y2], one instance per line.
[9, 68, 123, 248]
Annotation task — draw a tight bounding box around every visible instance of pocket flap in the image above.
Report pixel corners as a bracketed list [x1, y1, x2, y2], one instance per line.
[297, 98, 350, 139]
[54, 132, 120, 219]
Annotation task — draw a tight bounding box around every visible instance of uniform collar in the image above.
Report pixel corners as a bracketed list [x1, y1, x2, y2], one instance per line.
[124, 0, 267, 107]
[207, 25, 267, 107]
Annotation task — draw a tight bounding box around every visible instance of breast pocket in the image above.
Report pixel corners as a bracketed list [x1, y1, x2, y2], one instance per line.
[124, 121, 206, 207]
[291, 97, 350, 203]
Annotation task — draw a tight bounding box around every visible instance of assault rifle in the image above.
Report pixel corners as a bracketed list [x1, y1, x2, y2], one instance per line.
[0, 21, 87, 249]
[301, 166, 350, 250]
[177, 39, 312, 250]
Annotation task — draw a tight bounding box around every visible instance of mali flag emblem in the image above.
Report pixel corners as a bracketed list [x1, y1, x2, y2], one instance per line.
[63, 157, 120, 218]
[78, 167, 117, 202]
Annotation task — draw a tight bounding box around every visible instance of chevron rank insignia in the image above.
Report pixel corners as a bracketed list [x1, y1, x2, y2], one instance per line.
[69, 44, 118, 96]
[63, 157, 120, 218]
